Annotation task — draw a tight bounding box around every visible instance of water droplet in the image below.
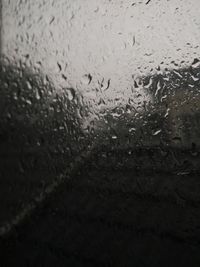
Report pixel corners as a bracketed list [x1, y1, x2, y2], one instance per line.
[66, 88, 75, 101]
[173, 70, 183, 78]
[129, 127, 136, 133]
[26, 80, 32, 90]
[144, 77, 153, 89]
[25, 99, 32, 105]
[192, 58, 200, 68]
[132, 36, 136, 46]
[62, 74, 67, 81]
[191, 74, 199, 82]
[35, 89, 41, 100]
[154, 80, 162, 97]
[57, 62, 62, 72]
[49, 16, 55, 25]
[100, 78, 111, 91]
[152, 129, 162, 136]
[81, 74, 92, 85]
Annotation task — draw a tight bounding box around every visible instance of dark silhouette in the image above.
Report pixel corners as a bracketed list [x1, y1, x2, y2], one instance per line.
[0, 59, 85, 229]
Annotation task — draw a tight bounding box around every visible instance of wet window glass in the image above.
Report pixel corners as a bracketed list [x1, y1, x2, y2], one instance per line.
[1, 1, 200, 265]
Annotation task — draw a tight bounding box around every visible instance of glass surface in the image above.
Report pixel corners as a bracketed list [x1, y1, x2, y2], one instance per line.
[0, 0, 200, 235]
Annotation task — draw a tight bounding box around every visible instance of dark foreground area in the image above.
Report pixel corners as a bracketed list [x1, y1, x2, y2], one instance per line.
[1, 154, 200, 267]
[1, 61, 200, 266]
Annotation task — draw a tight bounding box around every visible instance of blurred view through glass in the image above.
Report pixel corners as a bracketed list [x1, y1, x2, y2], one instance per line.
[1, 0, 200, 236]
